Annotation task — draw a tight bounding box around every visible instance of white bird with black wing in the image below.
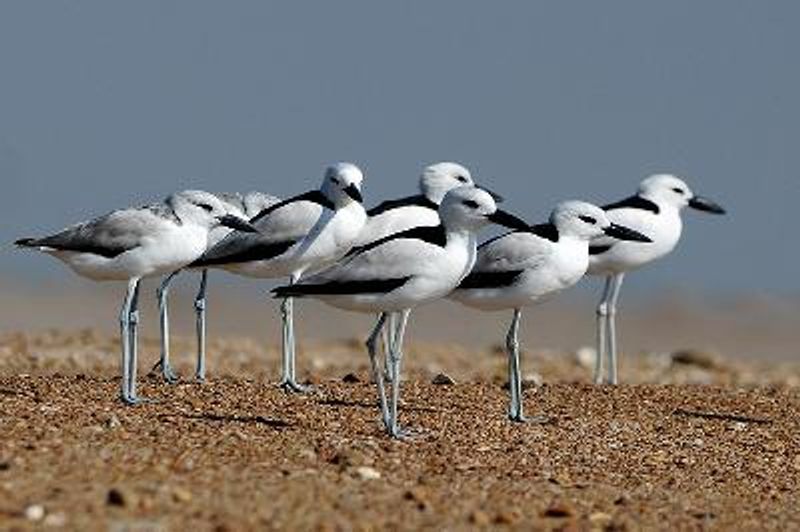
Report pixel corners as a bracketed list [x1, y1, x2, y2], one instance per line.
[452, 201, 651, 421]
[155, 191, 280, 384]
[192, 163, 367, 392]
[587, 174, 726, 385]
[273, 186, 530, 438]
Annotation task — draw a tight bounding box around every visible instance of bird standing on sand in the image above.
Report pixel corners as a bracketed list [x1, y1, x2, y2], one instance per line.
[15, 190, 258, 404]
[191, 163, 367, 392]
[273, 186, 530, 438]
[358, 161, 501, 377]
[155, 191, 280, 384]
[452, 201, 651, 421]
[588, 174, 726, 385]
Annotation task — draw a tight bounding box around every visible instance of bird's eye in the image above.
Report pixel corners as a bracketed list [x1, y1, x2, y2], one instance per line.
[672, 187, 684, 195]
[331, 177, 340, 185]
[579, 215, 597, 225]
[456, 175, 468, 183]
[462, 199, 479, 209]
[198, 203, 214, 212]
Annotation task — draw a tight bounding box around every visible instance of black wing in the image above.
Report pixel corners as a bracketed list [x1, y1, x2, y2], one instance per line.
[602, 195, 660, 214]
[367, 194, 437, 217]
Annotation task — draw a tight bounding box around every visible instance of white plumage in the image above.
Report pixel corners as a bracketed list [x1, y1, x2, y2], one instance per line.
[274, 186, 530, 438]
[15, 190, 258, 404]
[452, 201, 651, 420]
[587, 174, 726, 385]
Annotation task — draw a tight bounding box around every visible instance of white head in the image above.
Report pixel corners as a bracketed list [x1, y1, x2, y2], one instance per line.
[320, 162, 365, 207]
[168, 190, 258, 232]
[419, 162, 474, 204]
[637, 174, 726, 214]
[439, 186, 529, 233]
[550, 200, 651, 242]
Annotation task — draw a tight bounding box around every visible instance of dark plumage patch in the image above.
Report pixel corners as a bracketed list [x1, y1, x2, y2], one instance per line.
[458, 270, 524, 289]
[589, 244, 613, 255]
[250, 190, 334, 223]
[366, 195, 438, 217]
[14, 237, 130, 258]
[530, 223, 560, 243]
[273, 277, 411, 297]
[346, 225, 448, 258]
[602, 195, 660, 214]
[192, 240, 296, 267]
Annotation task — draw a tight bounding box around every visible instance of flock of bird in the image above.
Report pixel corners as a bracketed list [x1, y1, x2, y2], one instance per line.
[15, 162, 725, 438]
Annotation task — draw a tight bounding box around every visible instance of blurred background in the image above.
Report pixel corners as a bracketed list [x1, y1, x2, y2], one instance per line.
[0, 1, 797, 360]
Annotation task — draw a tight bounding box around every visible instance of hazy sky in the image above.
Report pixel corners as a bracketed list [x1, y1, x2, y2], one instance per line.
[1, 1, 798, 294]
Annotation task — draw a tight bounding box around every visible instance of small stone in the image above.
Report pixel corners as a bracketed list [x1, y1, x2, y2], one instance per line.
[431, 373, 456, 385]
[494, 509, 521, 524]
[105, 415, 121, 430]
[792, 454, 800, 471]
[342, 373, 361, 383]
[589, 512, 613, 528]
[574, 347, 596, 370]
[172, 487, 192, 503]
[671, 349, 722, 370]
[469, 509, 490, 526]
[543, 499, 573, 518]
[24, 504, 45, 521]
[43, 512, 67, 527]
[354, 466, 381, 480]
[106, 488, 126, 507]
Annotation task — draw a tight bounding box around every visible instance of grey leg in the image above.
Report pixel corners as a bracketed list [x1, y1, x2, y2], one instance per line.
[387, 309, 410, 438]
[606, 273, 625, 385]
[120, 278, 143, 405]
[382, 312, 396, 383]
[156, 270, 180, 383]
[119, 278, 138, 404]
[278, 274, 309, 393]
[594, 276, 613, 385]
[365, 313, 390, 426]
[194, 269, 209, 382]
[506, 309, 526, 422]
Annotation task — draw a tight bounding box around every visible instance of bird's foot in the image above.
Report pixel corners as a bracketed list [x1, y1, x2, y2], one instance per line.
[277, 378, 312, 394]
[509, 412, 552, 425]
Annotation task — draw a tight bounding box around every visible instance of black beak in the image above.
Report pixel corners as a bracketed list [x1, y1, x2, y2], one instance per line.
[603, 223, 652, 243]
[478, 185, 504, 203]
[688, 195, 726, 214]
[487, 209, 530, 231]
[343, 183, 363, 203]
[218, 214, 259, 233]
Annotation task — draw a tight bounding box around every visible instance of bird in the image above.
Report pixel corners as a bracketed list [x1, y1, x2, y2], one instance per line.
[272, 186, 531, 438]
[357, 161, 501, 378]
[154, 191, 280, 384]
[14, 190, 258, 404]
[451, 201, 652, 421]
[191, 162, 367, 392]
[587, 174, 726, 385]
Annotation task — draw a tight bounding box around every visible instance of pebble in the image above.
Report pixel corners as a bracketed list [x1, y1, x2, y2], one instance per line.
[342, 373, 361, 383]
[671, 349, 721, 370]
[589, 512, 613, 528]
[574, 347, 596, 370]
[43, 512, 67, 527]
[542, 499, 573, 517]
[106, 487, 127, 507]
[172, 487, 192, 503]
[469, 509, 490, 526]
[354, 466, 381, 480]
[24, 504, 45, 521]
[105, 414, 121, 430]
[431, 373, 456, 385]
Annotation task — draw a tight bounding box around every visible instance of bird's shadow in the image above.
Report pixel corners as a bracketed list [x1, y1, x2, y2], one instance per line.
[159, 412, 291, 429]
[317, 397, 439, 413]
